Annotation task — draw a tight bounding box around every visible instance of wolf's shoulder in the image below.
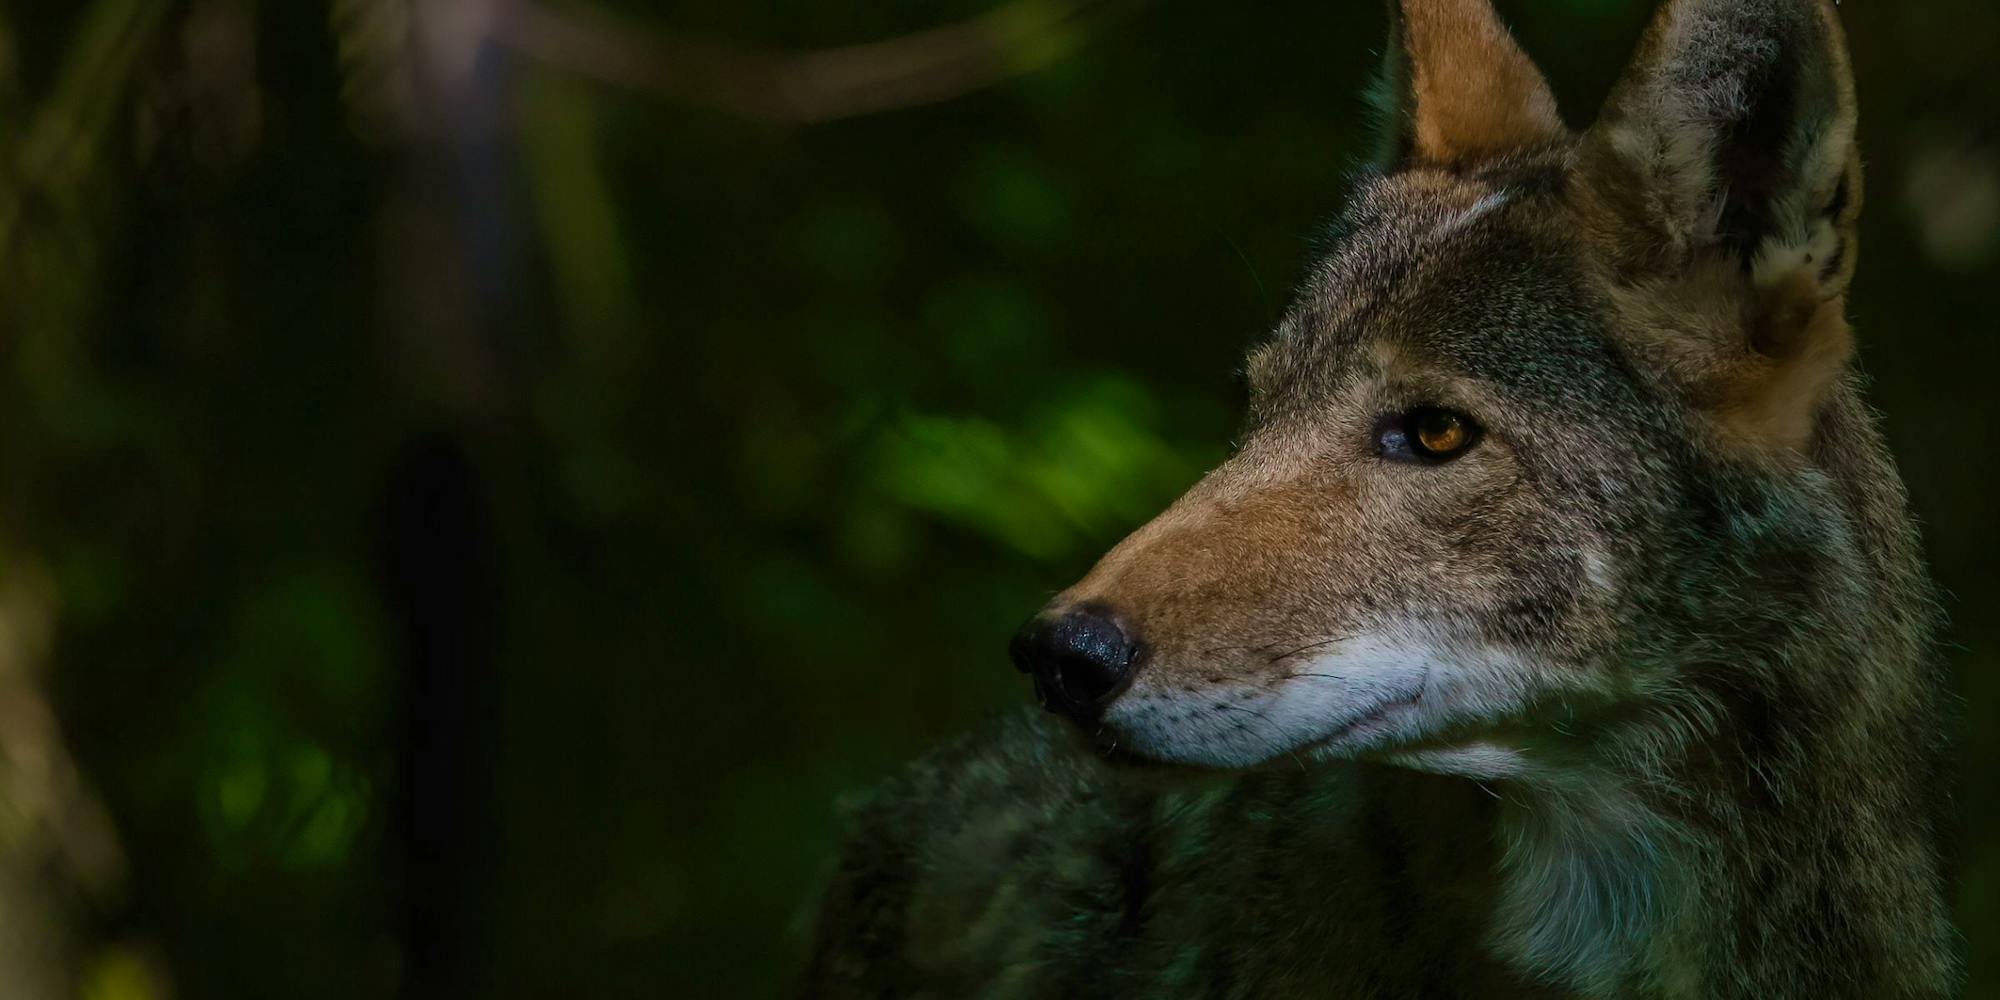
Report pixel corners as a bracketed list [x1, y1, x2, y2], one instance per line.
[856, 708, 1120, 832]
[801, 709, 1145, 998]
[799, 713, 1522, 998]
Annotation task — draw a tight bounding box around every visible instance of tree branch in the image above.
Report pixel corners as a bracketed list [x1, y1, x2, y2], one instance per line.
[489, 0, 1146, 124]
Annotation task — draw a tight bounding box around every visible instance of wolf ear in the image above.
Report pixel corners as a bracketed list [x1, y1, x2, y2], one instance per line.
[1578, 0, 1861, 450]
[1374, 0, 1567, 167]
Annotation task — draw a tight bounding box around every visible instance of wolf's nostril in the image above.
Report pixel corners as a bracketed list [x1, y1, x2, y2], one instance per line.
[1010, 607, 1141, 725]
[1054, 652, 1124, 704]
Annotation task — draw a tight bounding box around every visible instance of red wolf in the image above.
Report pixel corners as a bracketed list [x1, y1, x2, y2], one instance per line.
[804, 1, 1961, 996]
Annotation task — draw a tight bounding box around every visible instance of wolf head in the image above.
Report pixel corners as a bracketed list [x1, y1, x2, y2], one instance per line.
[1011, 0, 1893, 776]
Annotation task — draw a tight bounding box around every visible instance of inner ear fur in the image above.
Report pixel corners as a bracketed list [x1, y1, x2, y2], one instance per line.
[1730, 268, 1854, 448]
[1375, 0, 1567, 168]
[1604, 255, 1853, 455]
[1576, 0, 1861, 453]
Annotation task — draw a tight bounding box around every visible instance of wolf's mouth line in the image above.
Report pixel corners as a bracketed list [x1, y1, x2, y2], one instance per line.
[1288, 657, 1438, 756]
[1298, 687, 1426, 755]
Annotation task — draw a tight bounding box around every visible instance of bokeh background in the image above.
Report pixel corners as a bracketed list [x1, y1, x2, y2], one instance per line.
[0, 0, 1995, 997]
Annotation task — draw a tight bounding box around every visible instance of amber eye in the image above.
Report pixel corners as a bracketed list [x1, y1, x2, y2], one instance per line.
[1415, 410, 1470, 455]
[1378, 407, 1482, 463]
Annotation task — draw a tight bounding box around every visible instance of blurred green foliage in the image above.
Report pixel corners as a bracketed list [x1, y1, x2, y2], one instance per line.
[0, 1, 1995, 998]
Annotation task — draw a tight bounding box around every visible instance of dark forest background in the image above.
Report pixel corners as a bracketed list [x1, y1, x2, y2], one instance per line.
[0, 1, 1995, 997]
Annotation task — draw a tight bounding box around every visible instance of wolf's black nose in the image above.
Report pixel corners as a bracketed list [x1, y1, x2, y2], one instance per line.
[1010, 607, 1141, 724]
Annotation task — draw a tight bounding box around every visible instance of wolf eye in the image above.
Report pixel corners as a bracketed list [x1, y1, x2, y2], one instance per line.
[1379, 407, 1481, 463]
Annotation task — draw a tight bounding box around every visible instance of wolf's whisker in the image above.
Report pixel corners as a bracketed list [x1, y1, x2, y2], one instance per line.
[1265, 634, 1355, 664]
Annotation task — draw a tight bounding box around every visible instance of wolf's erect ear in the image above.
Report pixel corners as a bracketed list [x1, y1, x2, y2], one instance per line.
[1375, 0, 1566, 167]
[1579, 0, 1861, 451]
[1580, 0, 1859, 285]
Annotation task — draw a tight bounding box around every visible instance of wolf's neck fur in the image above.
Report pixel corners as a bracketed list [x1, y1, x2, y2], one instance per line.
[1488, 770, 1685, 997]
[1422, 711, 1945, 999]
[1383, 740, 1690, 994]
[1467, 642, 1950, 995]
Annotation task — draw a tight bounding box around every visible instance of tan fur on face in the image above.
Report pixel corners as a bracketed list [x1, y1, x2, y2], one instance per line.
[1053, 436, 1366, 694]
[1046, 267, 1604, 741]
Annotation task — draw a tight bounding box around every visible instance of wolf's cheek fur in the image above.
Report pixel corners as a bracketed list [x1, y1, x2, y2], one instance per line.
[1101, 628, 1558, 769]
